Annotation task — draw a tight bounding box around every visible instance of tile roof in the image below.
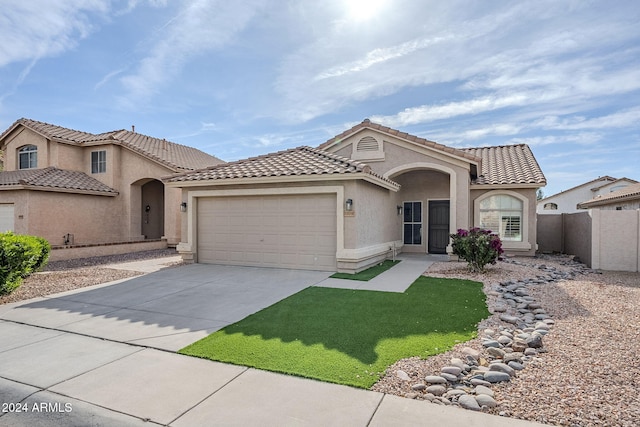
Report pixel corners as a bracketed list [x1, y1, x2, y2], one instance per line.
[538, 176, 617, 201]
[578, 182, 640, 208]
[318, 119, 482, 163]
[462, 144, 546, 186]
[0, 167, 118, 195]
[0, 118, 223, 171]
[166, 146, 398, 187]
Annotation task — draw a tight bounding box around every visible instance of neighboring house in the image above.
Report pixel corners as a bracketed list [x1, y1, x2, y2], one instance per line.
[537, 176, 638, 214]
[165, 119, 546, 273]
[577, 182, 640, 210]
[0, 118, 223, 246]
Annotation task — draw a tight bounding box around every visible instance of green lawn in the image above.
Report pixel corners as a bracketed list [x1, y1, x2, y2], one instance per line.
[179, 276, 489, 388]
[329, 259, 400, 281]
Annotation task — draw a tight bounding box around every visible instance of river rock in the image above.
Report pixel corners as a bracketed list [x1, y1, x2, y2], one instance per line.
[489, 362, 515, 377]
[426, 385, 446, 396]
[441, 366, 462, 376]
[474, 385, 494, 397]
[396, 370, 411, 381]
[484, 371, 511, 383]
[526, 334, 544, 348]
[425, 375, 447, 384]
[440, 372, 459, 382]
[470, 378, 492, 387]
[475, 394, 499, 408]
[461, 347, 481, 360]
[497, 335, 512, 345]
[499, 314, 520, 324]
[458, 395, 481, 411]
[508, 361, 525, 371]
[486, 347, 506, 359]
[482, 340, 501, 348]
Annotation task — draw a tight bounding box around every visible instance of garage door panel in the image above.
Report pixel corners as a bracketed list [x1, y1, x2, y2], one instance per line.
[0, 204, 15, 232]
[197, 194, 336, 271]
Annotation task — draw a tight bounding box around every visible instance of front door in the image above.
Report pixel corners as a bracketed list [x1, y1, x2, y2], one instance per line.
[428, 200, 450, 254]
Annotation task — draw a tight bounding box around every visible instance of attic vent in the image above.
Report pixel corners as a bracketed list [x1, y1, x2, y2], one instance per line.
[357, 136, 379, 151]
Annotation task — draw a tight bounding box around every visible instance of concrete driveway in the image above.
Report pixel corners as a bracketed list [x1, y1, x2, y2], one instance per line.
[0, 263, 330, 351]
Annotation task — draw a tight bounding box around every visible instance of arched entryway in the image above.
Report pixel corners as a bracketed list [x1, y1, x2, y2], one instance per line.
[140, 179, 164, 239]
[385, 163, 458, 254]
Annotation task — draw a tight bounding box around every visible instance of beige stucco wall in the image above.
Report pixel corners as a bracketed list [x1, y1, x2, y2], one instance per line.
[591, 209, 640, 272]
[351, 180, 399, 248]
[0, 189, 122, 245]
[2, 128, 49, 170]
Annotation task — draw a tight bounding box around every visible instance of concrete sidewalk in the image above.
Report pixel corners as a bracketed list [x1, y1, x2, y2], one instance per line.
[0, 256, 545, 426]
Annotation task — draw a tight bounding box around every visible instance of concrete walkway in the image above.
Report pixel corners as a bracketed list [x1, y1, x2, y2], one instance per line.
[0, 255, 545, 426]
[317, 253, 449, 292]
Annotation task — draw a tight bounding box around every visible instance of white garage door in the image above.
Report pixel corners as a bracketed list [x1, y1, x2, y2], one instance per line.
[197, 194, 337, 271]
[0, 204, 14, 232]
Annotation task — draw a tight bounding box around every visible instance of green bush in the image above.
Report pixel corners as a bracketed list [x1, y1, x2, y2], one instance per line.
[0, 232, 51, 295]
[450, 228, 503, 273]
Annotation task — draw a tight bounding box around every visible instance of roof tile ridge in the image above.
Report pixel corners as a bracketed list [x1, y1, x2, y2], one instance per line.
[205, 146, 303, 170]
[301, 146, 367, 171]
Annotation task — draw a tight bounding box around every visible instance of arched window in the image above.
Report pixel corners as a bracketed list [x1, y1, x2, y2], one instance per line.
[479, 194, 523, 241]
[18, 145, 37, 169]
[543, 202, 558, 210]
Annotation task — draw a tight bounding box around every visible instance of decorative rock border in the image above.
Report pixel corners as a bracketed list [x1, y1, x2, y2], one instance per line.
[396, 257, 593, 411]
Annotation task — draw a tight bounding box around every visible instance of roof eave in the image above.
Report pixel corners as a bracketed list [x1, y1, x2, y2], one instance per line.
[470, 182, 545, 190]
[579, 194, 640, 208]
[165, 172, 400, 191]
[0, 184, 119, 196]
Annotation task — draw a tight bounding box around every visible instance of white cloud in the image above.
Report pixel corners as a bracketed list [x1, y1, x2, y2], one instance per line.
[118, 0, 266, 104]
[0, 0, 109, 68]
[370, 93, 532, 127]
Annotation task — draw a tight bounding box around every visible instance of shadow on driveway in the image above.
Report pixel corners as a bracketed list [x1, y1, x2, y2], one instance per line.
[0, 264, 330, 351]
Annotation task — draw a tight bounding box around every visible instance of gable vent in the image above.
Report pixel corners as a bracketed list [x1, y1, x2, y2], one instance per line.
[357, 136, 379, 151]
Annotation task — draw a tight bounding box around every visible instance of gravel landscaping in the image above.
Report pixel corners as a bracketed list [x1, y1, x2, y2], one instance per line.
[0, 248, 180, 305]
[372, 255, 640, 427]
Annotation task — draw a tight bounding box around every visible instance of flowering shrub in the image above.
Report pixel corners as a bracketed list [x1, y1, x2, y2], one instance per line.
[450, 228, 503, 273]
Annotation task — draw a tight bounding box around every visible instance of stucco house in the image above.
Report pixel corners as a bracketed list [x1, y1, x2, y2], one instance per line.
[537, 176, 638, 215]
[166, 119, 546, 273]
[0, 118, 222, 247]
[577, 182, 640, 210]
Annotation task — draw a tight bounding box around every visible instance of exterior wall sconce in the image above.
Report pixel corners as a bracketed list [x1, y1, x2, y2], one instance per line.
[345, 198, 353, 211]
[180, 202, 188, 212]
[397, 205, 403, 215]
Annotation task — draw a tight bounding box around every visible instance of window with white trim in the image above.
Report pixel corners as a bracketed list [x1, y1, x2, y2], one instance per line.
[479, 195, 523, 241]
[18, 145, 37, 169]
[91, 150, 106, 174]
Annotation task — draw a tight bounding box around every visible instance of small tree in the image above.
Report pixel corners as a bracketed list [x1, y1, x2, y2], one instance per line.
[0, 232, 51, 295]
[450, 228, 503, 273]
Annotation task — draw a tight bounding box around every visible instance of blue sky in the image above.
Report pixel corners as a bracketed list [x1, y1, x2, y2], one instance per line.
[1, 0, 639, 197]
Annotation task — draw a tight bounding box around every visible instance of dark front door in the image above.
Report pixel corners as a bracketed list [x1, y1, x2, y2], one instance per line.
[428, 200, 450, 254]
